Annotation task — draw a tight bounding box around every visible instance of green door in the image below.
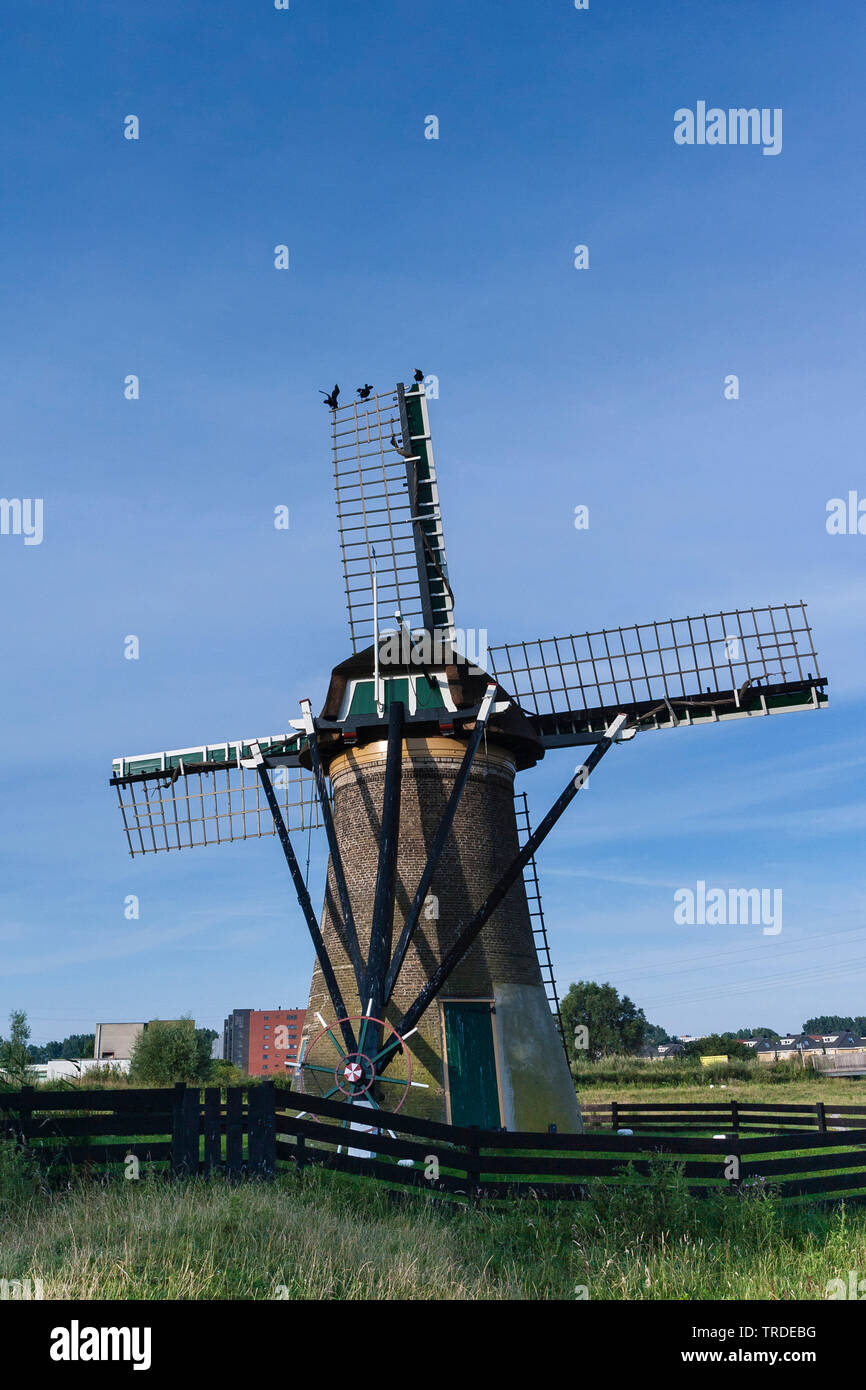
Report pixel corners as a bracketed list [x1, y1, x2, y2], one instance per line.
[443, 1002, 501, 1129]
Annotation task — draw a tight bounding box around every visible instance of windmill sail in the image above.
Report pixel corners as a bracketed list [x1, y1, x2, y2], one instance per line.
[488, 602, 826, 748]
[111, 736, 324, 857]
[332, 383, 455, 652]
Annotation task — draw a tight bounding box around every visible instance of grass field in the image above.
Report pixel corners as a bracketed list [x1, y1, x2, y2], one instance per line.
[4, 1067, 866, 1300]
[574, 1056, 866, 1109]
[580, 1077, 866, 1107]
[1, 1146, 865, 1300]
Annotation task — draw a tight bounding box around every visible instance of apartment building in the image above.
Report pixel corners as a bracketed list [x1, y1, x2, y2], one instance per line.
[222, 1008, 306, 1076]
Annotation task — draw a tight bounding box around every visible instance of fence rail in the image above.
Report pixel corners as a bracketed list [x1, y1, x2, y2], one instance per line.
[3, 1086, 866, 1204]
[582, 1099, 866, 1134]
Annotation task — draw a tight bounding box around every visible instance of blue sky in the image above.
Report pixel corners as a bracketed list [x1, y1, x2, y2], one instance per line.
[1, 0, 864, 1044]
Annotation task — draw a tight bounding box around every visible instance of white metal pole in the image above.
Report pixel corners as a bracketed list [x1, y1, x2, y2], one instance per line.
[372, 549, 384, 717]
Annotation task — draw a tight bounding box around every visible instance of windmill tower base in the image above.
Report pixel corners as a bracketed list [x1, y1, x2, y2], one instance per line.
[303, 737, 583, 1135]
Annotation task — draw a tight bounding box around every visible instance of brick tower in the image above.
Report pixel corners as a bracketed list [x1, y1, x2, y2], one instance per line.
[300, 647, 582, 1132]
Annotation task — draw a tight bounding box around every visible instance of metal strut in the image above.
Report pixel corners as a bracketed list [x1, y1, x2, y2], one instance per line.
[300, 699, 367, 996]
[383, 683, 498, 1003]
[365, 700, 404, 1023]
[393, 713, 628, 1041]
[249, 745, 357, 1055]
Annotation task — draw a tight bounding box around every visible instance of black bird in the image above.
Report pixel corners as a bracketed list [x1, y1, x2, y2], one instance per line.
[413, 368, 424, 382]
[389, 433, 414, 460]
[357, 384, 373, 399]
[319, 384, 340, 410]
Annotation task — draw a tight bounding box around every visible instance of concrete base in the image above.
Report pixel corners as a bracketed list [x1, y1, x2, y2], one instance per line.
[493, 983, 583, 1134]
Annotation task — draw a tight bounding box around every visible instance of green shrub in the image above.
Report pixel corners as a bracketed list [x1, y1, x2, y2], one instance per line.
[0, 1136, 41, 1212]
[587, 1153, 699, 1243]
[129, 1018, 212, 1086]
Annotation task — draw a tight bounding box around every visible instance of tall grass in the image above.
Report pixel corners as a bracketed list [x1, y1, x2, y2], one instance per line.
[572, 1055, 808, 1088]
[0, 1137, 43, 1214]
[1, 1155, 864, 1300]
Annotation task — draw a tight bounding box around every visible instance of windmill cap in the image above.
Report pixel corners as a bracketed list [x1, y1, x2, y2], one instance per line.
[301, 640, 544, 771]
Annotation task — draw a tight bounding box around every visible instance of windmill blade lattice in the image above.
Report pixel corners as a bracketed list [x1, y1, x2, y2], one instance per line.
[332, 384, 454, 651]
[111, 738, 324, 857]
[488, 602, 826, 747]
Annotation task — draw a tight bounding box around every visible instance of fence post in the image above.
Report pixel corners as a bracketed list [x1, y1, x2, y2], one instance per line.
[171, 1083, 198, 1179]
[263, 1082, 276, 1177]
[171, 1083, 184, 1178]
[248, 1085, 263, 1175]
[727, 1140, 742, 1196]
[248, 1083, 276, 1179]
[466, 1126, 481, 1205]
[203, 1087, 221, 1177]
[816, 1101, 827, 1134]
[730, 1099, 740, 1134]
[295, 1133, 306, 1176]
[3, 1085, 33, 1147]
[611, 1101, 619, 1132]
[225, 1087, 243, 1182]
[17, 1085, 33, 1146]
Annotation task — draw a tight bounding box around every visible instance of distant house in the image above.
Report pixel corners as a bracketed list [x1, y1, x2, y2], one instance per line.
[802, 1031, 862, 1055]
[94, 1019, 192, 1060]
[752, 1034, 808, 1062]
[640, 1042, 684, 1060]
[750, 1031, 866, 1064]
[94, 1022, 145, 1059]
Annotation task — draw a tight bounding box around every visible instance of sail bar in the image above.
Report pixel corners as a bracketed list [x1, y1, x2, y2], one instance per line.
[489, 602, 827, 744]
[398, 383, 455, 643]
[110, 735, 324, 857]
[332, 383, 454, 653]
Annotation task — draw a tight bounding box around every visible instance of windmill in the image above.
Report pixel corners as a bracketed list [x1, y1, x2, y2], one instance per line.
[111, 379, 828, 1134]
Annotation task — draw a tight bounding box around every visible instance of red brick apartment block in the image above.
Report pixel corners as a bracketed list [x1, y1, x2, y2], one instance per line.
[222, 1008, 306, 1076]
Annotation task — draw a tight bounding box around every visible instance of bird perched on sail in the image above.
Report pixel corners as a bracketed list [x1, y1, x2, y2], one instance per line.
[357, 384, 373, 399]
[413, 368, 424, 383]
[389, 433, 415, 460]
[320, 385, 340, 410]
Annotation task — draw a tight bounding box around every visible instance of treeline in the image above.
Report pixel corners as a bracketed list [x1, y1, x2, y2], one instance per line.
[27, 1033, 95, 1063]
[802, 1016, 866, 1035]
[561, 983, 866, 1062]
[1, 1012, 224, 1088]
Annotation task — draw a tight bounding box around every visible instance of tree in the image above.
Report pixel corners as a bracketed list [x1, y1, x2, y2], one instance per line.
[643, 1022, 671, 1046]
[561, 981, 647, 1061]
[28, 1033, 95, 1064]
[803, 1016, 854, 1035]
[0, 1010, 34, 1086]
[194, 1028, 218, 1076]
[680, 1033, 753, 1061]
[734, 1027, 780, 1041]
[128, 1018, 213, 1086]
[60, 1033, 96, 1060]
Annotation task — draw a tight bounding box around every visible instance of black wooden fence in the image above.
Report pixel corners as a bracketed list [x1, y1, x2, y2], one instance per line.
[582, 1099, 866, 1134]
[4, 1086, 866, 1203]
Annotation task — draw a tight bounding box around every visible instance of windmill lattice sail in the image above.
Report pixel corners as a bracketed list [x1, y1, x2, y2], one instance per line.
[111, 738, 323, 857]
[332, 384, 454, 652]
[488, 602, 826, 746]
